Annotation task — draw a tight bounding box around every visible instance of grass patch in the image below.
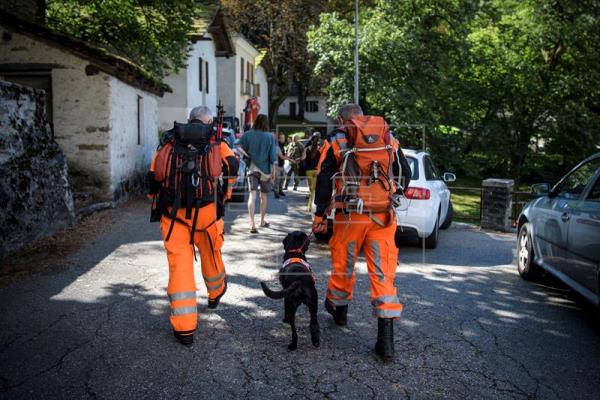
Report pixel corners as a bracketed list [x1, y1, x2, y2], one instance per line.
[447, 178, 534, 224]
[451, 190, 481, 223]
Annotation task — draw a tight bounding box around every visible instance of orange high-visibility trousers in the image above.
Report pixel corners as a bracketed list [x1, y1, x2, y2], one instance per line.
[160, 202, 226, 335]
[326, 212, 403, 319]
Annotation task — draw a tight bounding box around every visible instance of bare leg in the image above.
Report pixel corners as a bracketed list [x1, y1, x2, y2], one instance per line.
[259, 191, 268, 226]
[248, 190, 257, 230]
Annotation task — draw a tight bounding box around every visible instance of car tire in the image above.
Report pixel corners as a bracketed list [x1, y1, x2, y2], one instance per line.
[314, 218, 334, 242]
[394, 228, 402, 248]
[440, 200, 453, 230]
[423, 210, 439, 249]
[517, 222, 542, 280]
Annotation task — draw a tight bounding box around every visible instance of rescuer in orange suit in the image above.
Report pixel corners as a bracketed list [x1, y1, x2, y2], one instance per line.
[312, 104, 411, 361]
[147, 106, 238, 346]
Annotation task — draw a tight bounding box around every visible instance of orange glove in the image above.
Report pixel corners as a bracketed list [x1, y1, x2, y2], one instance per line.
[312, 215, 328, 234]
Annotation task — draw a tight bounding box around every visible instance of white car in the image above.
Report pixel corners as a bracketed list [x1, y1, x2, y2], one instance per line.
[395, 149, 455, 249]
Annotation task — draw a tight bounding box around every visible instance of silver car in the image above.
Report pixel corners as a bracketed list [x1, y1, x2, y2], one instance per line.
[516, 153, 600, 306]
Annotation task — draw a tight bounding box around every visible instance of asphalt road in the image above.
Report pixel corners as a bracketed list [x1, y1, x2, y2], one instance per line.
[1, 188, 599, 399]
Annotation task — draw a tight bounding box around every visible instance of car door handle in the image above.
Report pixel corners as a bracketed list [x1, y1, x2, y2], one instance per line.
[561, 212, 570, 222]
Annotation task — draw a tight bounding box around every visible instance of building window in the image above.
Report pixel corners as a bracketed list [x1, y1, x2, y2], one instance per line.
[198, 57, 203, 91]
[246, 62, 254, 83]
[305, 100, 319, 113]
[240, 57, 244, 82]
[137, 95, 144, 145]
[255, 84, 260, 97]
[205, 61, 209, 94]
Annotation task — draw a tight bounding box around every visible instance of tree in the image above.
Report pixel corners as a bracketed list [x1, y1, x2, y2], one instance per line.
[221, 0, 324, 125]
[308, 0, 600, 182]
[45, 0, 198, 79]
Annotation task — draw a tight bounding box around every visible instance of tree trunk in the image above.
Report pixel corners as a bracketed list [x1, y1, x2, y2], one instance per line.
[297, 81, 306, 121]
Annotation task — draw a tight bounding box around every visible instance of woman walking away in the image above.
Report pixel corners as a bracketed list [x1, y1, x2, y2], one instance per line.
[235, 114, 278, 234]
[305, 132, 322, 211]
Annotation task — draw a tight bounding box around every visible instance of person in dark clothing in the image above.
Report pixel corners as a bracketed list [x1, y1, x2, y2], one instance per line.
[304, 132, 322, 211]
[274, 133, 288, 198]
[312, 104, 411, 362]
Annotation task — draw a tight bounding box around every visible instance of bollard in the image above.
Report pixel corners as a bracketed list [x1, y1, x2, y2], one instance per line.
[481, 179, 514, 232]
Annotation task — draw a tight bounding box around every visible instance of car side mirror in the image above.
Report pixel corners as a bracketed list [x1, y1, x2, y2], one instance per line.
[531, 183, 550, 197]
[442, 172, 456, 183]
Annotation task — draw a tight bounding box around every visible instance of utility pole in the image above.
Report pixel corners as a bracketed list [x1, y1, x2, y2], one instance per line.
[354, 0, 359, 104]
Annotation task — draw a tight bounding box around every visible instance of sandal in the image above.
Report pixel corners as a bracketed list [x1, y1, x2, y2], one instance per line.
[260, 222, 270, 228]
[250, 227, 259, 234]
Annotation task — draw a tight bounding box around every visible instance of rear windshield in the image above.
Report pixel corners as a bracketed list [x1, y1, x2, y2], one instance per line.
[406, 156, 419, 180]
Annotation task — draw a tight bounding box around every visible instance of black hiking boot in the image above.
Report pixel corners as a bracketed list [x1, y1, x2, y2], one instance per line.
[325, 298, 347, 326]
[374, 318, 394, 362]
[174, 331, 194, 346]
[208, 278, 227, 309]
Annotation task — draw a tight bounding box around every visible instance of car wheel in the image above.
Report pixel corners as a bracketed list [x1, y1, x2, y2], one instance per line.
[314, 218, 333, 242]
[517, 222, 542, 280]
[440, 200, 453, 230]
[423, 210, 439, 249]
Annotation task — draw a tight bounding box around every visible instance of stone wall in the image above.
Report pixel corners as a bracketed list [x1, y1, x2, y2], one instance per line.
[1, 24, 161, 202]
[0, 79, 74, 259]
[0, 25, 113, 199]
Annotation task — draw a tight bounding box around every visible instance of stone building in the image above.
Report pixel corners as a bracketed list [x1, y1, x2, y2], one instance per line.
[0, 10, 169, 202]
[158, 4, 234, 132]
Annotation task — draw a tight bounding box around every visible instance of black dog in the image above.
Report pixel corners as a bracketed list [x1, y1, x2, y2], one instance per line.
[261, 231, 320, 350]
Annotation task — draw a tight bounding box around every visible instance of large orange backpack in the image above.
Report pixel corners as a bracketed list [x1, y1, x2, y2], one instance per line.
[152, 122, 222, 239]
[336, 116, 399, 213]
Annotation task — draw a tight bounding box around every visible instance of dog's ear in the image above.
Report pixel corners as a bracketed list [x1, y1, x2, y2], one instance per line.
[282, 234, 290, 250]
[301, 232, 310, 252]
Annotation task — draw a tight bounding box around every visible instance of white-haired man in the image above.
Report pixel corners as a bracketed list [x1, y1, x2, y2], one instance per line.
[147, 106, 238, 346]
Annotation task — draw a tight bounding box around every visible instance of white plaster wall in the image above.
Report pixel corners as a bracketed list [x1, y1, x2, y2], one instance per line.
[216, 55, 238, 119]
[108, 76, 158, 200]
[0, 26, 112, 191]
[186, 37, 218, 116]
[216, 35, 260, 123]
[255, 66, 269, 117]
[234, 36, 259, 122]
[157, 68, 187, 132]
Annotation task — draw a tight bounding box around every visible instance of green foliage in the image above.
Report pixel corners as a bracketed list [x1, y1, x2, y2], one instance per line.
[46, 0, 197, 78]
[308, 0, 600, 183]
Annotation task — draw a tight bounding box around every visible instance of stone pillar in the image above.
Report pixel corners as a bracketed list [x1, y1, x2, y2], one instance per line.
[481, 179, 514, 232]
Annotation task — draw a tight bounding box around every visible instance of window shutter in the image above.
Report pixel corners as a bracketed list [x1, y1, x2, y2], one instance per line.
[199, 57, 203, 91]
[205, 61, 209, 93]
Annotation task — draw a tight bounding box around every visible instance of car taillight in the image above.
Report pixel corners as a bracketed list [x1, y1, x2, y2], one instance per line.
[405, 187, 430, 200]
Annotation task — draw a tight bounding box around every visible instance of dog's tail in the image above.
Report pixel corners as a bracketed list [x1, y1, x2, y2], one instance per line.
[260, 281, 301, 300]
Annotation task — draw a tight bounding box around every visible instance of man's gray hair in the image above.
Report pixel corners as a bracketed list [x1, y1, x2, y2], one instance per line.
[189, 106, 213, 123]
[338, 103, 363, 121]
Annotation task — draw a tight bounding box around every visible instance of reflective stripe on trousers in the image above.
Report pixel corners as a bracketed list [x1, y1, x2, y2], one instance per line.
[372, 307, 403, 318]
[171, 306, 198, 317]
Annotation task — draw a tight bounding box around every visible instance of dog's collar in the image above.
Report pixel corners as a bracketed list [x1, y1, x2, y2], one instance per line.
[286, 248, 305, 255]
